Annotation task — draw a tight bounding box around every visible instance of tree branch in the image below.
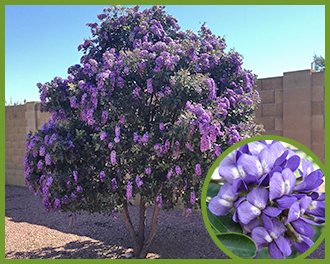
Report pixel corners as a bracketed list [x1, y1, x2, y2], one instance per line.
[121, 201, 137, 245]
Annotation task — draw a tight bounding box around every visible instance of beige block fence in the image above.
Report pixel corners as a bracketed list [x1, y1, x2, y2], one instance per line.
[5, 69, 325, 187]
[5, 102, 50, 187]
[254, 69, 325, 164]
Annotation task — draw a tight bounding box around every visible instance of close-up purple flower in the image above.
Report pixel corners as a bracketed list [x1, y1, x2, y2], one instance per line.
[251, 219, 291, 259]
[207, 140, 325, 259]
[208, 182, 238, 216]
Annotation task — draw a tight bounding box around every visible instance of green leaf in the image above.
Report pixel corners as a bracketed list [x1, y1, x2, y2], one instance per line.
[95, 143, 100, 151]
[216, 233, 257, 258]
[207, 207, 243, 234]
[207, 182, 221, 198]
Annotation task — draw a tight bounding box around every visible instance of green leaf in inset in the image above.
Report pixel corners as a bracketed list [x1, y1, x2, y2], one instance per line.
[207, 207, 242, 234]
[207, 182, 221, 198]
[216, 233, 258, 258]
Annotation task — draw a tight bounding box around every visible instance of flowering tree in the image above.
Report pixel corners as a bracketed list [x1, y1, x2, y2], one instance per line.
[207, 140, 325, 259]
[24, 5, 263, 258]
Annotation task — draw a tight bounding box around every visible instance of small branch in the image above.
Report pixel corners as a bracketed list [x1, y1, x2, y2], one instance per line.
[138, 195, 146, 250]
[121, 201, 137, 245]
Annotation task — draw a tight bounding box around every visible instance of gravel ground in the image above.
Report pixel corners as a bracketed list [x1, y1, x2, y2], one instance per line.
[5, 185, 324, 259]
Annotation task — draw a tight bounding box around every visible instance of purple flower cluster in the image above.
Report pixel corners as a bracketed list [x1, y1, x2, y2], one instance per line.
[26, 5, 263, 216]
[208, 141, 325, 259]
[135, 176, 143, 188]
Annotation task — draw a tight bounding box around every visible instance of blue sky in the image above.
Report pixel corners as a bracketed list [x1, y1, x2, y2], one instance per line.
[5, 5, 325, 103]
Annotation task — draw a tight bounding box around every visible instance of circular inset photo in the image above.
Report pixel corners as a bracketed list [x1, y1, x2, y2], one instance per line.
[202, 136, 325, 259]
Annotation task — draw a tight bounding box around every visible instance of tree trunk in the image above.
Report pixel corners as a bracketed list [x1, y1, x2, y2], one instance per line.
[137, 202, 160, 258]
[121, 196, 160, 259]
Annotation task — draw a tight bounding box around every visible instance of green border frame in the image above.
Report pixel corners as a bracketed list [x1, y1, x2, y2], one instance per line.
[201, 135, 326, 260]
[4, 3, 327, 263]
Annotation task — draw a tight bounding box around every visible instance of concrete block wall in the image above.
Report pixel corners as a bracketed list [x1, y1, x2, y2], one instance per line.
[254, 76, 283, 136]
[5, 104, 28, 187]
[255, 69, 325, 164]
[5, 102, 51, 187]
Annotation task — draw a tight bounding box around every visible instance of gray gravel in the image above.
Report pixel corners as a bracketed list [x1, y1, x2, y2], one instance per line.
[5, 185, 324, 259]
[5, 185, 229, 259]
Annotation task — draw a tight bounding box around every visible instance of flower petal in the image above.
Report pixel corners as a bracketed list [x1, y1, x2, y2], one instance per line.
[286, 202, 301, 224]
[258, 147, 276, 174]
[292, 235, 314, 253]
[272, 219, 287, 237]
[306, 200, 325, 217]
[237, 154, 263, 179]
[220, 151, 235, 166]
[268, 241, 285, 259]
[232, 197, 245, 222]
[269, 172, 285, 201]
[275, 195, 297, 209]
[258, 173, 270, 187]
[291, 218, 315, 237]
[260, 213, 273, 231]
[269, 141, 286, 158]
[232, 178, 247, 195]
[247, 187, 269, 210]
[218, 165, 240, 184]
[243, 217, 262, 234]
[243, 174, 258, 186]
[301, 158, 314, 179]
[208, 196, 233, 216]
[247, 141, 266, 156]
[275, 235, 292, 257]
[237, 201, 260, 225]
[299, 195, 312, 214]
[281, 168, 296, 194]
[218, 182, 237, 201]
[263, 206, 282, 218]
[251, 226, 272, 245]
[273, 149, 289, 167]
[293, 170, 324, 193]
[285, 155, 300, 172]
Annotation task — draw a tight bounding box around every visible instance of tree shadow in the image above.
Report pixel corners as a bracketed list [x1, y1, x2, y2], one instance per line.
[5, 240, 151, 259]
[5, 185, 228, 259]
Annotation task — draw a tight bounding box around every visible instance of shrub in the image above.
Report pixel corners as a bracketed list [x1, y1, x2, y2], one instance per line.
[24, 5, 263, 258]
